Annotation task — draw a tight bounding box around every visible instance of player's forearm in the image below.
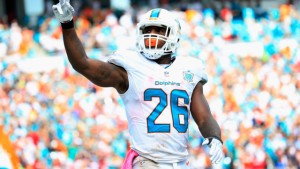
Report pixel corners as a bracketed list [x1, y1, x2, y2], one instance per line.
[62, 26, 89, 72]
[190, 87, 222, 140]
[197, 115, 221, 140]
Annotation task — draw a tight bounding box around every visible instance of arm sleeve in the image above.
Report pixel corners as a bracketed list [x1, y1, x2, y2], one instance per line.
[107, 50, 134, 72]
[191, 57, 208, 85]
[107, 51, 126, 67]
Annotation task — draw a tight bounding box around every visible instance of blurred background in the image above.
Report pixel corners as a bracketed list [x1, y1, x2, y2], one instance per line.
[0, 0, 300, 168]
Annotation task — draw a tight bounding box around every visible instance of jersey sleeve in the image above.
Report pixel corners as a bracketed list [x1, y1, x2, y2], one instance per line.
[106, 49, 136, 71]
[196, 60, 208, 85]
[189, 57, 208, 85]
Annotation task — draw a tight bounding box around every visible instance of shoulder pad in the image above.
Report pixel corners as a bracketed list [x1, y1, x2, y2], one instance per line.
[178, 56, 208, 85]
[107, 49, 140, 70]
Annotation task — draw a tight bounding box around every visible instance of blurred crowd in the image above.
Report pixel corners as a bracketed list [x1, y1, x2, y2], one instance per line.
[1, 1, 300, 169]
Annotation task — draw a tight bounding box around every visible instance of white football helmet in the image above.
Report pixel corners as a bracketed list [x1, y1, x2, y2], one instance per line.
[136, 8, 181, 60]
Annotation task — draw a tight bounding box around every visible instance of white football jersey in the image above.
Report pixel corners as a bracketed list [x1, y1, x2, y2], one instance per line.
[107, 50, 207, 163]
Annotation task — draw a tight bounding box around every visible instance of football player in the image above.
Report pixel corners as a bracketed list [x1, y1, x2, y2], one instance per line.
[53, 0, 224, 168]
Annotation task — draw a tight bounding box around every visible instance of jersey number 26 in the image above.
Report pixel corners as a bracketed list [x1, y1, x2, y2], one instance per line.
[144, 88, 189, 133]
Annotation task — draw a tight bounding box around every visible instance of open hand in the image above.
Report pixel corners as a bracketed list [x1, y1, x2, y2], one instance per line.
[52, 0, 74, 23]
[202, 137, 224, 164]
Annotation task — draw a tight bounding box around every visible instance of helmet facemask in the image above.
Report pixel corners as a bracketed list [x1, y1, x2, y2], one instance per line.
[136, 9, 181, 60]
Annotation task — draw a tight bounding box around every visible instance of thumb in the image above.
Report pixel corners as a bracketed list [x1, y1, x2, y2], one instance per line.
[202, 138, 210, 146]
[209, 142, 216, 155]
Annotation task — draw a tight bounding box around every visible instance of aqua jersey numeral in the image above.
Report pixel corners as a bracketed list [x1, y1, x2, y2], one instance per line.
[144, 89, 189, 133]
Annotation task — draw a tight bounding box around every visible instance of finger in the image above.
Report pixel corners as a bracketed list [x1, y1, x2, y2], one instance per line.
[59, 0, 66, 6]
[211, 156, 217, 164]
[212, 149, 222, 163]
[67, 4, 75, 13]
[210, 149, 218, 163]
[209, 143, 216, 156]
[215, 152, 223, 164]
[56, 5, 63, 14]
[52, 5, 63, 15]
[217, 150, 224, 163]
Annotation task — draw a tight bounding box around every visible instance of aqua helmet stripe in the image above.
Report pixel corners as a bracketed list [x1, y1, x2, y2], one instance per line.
[150, 8, 161, 19]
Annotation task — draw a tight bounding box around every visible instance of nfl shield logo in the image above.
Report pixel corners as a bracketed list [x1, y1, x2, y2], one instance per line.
[183, 70, 194, 82]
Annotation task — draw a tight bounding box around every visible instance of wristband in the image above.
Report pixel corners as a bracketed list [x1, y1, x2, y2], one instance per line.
[61, 20, 74, 29]
[206, 136, 223, 144]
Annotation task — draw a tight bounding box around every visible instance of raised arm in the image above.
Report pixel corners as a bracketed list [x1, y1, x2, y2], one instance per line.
[52, 0, 128, 93]
[190, 82, 223, 164]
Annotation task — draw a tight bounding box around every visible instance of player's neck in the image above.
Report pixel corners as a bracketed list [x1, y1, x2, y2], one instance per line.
[154, 54, 173, 64]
